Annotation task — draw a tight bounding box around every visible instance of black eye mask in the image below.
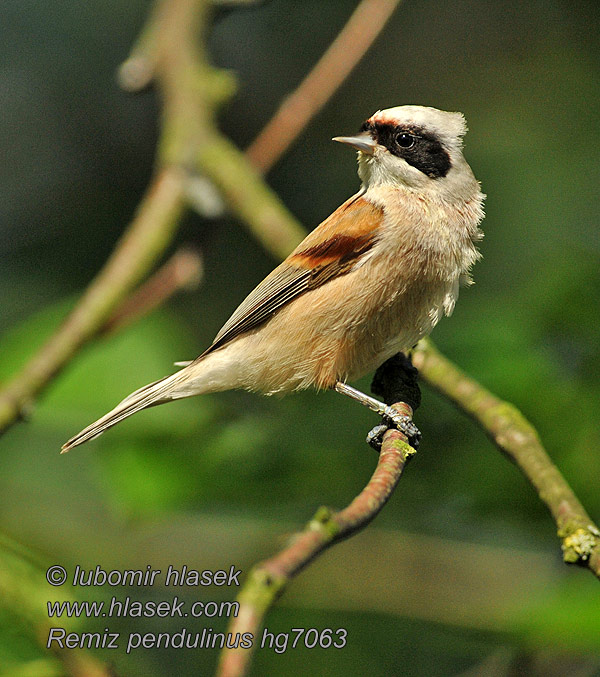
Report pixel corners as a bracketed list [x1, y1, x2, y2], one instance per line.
[360, 121, 452, 179]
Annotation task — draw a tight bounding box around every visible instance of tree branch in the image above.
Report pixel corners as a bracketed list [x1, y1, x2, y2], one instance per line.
[412, 339, 600, 579]
[0, 165, 186, 433]
[246, 0, 403, 174]
[216, 403, 417, 677]
[100, 247, 203, 336]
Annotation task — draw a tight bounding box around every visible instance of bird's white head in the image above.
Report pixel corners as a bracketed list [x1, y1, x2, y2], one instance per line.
[334, 105, 479, 202]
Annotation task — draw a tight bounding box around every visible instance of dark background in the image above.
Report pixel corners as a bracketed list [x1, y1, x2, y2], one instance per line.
[1, 1, 599, 675]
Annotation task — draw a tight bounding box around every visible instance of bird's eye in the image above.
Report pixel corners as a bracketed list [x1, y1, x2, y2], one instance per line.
[396, 132, 415, 149]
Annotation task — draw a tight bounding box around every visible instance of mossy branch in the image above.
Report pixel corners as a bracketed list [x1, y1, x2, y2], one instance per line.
[0, 165, 186, 433]
[412, 339, 600, 578]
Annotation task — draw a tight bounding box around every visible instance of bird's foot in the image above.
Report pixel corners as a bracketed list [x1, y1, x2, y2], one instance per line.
[333, 381, 421, 451]
[366, 407, 421, 451]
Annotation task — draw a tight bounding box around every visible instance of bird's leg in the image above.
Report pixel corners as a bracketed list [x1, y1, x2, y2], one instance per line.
[334, 381, 420, 450]
[371, 351, 422, 450]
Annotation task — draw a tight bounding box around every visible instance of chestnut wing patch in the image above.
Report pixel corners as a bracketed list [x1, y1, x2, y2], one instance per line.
[200, 195, 383, 356]
[298, 232, 376, 287]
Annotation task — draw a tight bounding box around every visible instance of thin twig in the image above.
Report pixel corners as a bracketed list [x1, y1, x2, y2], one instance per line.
[100, 247, 203, 336]
[246, 0, 403, 173]
[117, 0, 164, 92]
[412, 339, 600, 579]
[216, 403, 417, 677]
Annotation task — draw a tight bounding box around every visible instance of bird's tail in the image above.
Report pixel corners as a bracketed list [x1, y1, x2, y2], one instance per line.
[61, 369, 190, 453]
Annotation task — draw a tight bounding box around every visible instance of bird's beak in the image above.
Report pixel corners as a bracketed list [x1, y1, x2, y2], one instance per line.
[332, 132, 377, 155]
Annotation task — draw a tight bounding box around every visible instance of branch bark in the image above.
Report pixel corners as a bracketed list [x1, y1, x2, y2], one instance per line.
[216, 403, 417, 677]
[412, 339, 600, 578]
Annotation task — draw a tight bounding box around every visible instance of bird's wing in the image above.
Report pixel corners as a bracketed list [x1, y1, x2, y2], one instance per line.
[200, 194, 384, 357]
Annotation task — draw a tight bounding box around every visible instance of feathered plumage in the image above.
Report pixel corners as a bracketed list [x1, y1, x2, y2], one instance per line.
[62, 105, 484, 453]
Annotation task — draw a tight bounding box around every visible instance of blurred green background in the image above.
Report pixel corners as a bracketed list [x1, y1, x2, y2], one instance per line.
[1, 0, 600, 675]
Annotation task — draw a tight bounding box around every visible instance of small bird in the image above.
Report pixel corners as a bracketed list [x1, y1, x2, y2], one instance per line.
[62, 105, 484, 453]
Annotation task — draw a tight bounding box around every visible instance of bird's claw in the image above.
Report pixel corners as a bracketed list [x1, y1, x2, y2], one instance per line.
[384, 406, 421, 442]
[366, 424, 389, 450]
[366, 410, 421, 451]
